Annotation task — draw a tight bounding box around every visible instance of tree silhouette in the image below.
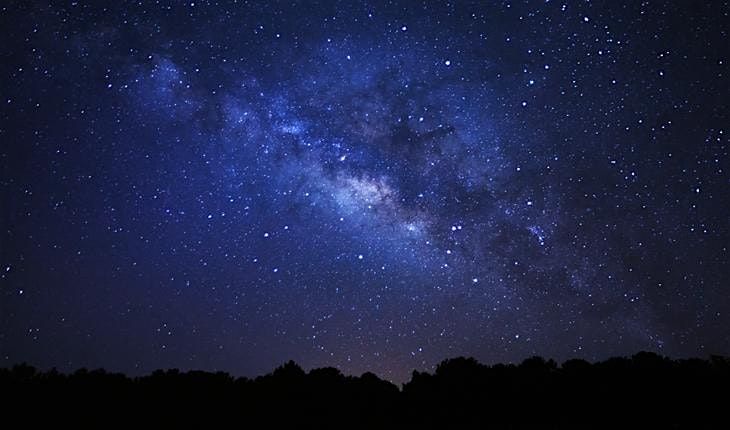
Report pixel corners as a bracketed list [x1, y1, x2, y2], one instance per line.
[2, 352, 729, 428]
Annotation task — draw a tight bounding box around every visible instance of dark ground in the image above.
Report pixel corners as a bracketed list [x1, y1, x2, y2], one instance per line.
[3, 352, 729, 428]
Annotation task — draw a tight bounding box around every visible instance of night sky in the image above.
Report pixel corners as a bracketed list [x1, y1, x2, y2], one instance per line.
[1, 1, 728, 383]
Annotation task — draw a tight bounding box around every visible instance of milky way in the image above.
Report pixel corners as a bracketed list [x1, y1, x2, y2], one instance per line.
[1, 1, 728, 382]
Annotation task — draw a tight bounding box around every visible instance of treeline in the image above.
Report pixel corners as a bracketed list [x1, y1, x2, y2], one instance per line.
[2, 352, 729, 428]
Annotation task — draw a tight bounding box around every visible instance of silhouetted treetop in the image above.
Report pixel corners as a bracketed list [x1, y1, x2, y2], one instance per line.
[3, 352, 729, 428]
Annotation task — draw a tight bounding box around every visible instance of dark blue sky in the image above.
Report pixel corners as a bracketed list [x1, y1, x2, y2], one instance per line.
[1, 0, 728, 382]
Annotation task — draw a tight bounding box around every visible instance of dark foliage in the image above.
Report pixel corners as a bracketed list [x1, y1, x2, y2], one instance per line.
[2, 352, 728, 428]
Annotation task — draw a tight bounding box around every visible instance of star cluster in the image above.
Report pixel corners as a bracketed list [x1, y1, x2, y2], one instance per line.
[1, 1, 728, 382]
